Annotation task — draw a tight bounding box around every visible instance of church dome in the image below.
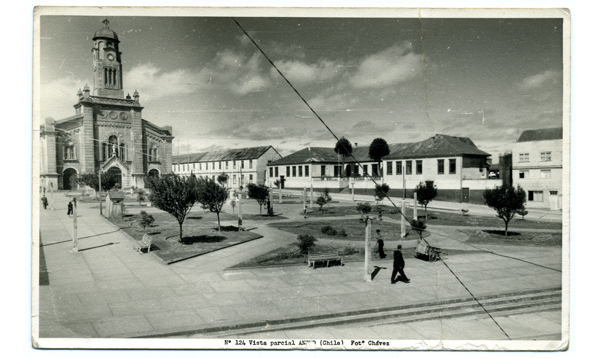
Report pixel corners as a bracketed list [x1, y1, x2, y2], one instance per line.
[93, 19, 119, 42]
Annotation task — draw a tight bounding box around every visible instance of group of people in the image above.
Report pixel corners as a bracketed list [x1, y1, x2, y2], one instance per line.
[374, 229, 410, 284]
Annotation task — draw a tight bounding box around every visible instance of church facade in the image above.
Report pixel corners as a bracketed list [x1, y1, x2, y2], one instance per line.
[40, 19, 174, 191]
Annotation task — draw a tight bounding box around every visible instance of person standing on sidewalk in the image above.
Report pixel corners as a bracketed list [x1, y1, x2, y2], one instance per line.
[41, 196, 48, 210]
[375, 229, 386, 258]
[391, 245, 410, 284]
[67, 200, 73, 217]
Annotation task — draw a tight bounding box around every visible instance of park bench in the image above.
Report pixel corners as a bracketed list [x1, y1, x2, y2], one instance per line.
[307, 254, 343, 269]
[133, 234, 152, 254]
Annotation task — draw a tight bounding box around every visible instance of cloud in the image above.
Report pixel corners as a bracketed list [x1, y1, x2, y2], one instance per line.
[40, 76, 90, 120]
[124, 64, 210, 100]
[215, 50, 272, 95]
[518, 70, 561, 91]
[350, 120, 396, 135]
[273, 59, 341, 85]
[349, 42, 424, 89]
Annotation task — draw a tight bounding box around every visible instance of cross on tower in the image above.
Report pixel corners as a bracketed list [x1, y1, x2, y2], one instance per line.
[102, 18, 109, 27]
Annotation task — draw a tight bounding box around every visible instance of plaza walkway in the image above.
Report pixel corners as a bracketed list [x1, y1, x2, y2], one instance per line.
[35, 192, 565, 344]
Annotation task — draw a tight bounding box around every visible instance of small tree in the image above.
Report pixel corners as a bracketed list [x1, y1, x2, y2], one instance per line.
[247, 183, 270, 215]
[217, 173, 229, 186]
[136, 188, 146, 206]
[273, 179, 281, 189]
[316, 196, 327, 212]
[415, 181, 438, 221]
[137, 210, 155, 233]
[368, 138, 390, 178]
[195, 176, 229, 231]
[356, 202, 372, 220]
[483, 185, 527, 236]
[145, 174, 198, 242]
[410, 219, 427, 240]
[297, 234, 317, 255]
[516, 207, 529, 220]
[374, 183, 390, 203]
[334, 137, 353, 177]
[322, 188, 332, 204]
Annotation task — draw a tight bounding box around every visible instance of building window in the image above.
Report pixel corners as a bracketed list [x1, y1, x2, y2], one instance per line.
[249, 160, 253, 169]
[540, 169, 551, 179]
[249, 174, 253, 182]
[233, 175, 237, 185]
[416, 160, 423, 175]
[540, 152, 552, 162]
[212, 162, 215, 170]
[292, 166, 297, 177]
[519, 153, 530, 162]
[226, 161, 229, 170]
[550, 191, 558, 195]
[233, 161, 237, 169]
[321, 165, 326, 176]
[298, 166, 303, 177]
[275, 167, 279, 177]
[219, 162, 222, 170]
[437, 159, 444, 174]
[305, 165, 309, 177]
[449, 159, 456, 174]
[371, 164, 379, 176]
[386, 161, 393, 175]
[363, 165, 368, 176]
[406, 161, 412, 175]
[269, 167, 273, 177]
[396, 161, 402, 175]
[519, 170, 529, 179]
[286, 166, 290, 177]
[528, 190, 543, 202]
[241, 161, 245, 169]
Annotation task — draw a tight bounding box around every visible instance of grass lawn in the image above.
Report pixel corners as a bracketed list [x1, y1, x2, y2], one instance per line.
[309, 205, 562, 231]
[463, 229, 562, 247]
[241, 214, 288, 221]
[269, 219, 424, 241]
[107, 211, 262, 264]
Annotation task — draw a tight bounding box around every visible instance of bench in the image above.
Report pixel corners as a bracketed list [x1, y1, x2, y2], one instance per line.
[134, 234, 152, 254]
[307, 254, 343, 269]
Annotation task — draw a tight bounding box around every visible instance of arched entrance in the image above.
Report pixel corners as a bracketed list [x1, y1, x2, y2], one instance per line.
[62, 168, 78, 190]
[107, 167, 122, 189]
[148, 169, 159, 178]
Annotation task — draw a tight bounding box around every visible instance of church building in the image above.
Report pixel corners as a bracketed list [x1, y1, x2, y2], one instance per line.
[40, 19, 174, 191]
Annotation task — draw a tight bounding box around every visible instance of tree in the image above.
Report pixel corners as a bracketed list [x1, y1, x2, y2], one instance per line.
[195, 176, 229, 231]
[483, 185, 527, 236]
[368, 138, 390, 178]
[415, 181, 438, 220]
[247, 183, 270, 215]
[136, 188, 146, 206]
[137, 211, 155, 233]
[316, 196, 327, 212]
[217, 173, 229, 186]
[297, 234, 317, 255]
[410, 219, 427, 240]
[516, 207, 528, 220]
[334, 137, 353, 177]
[76, 172, 117, 198]
[374, 183, 390, 203]
[356, 202, 372, 220]
[145, 174, 198, 242]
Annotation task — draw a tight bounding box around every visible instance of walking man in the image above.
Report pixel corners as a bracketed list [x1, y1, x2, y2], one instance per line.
[391, 244, 410, 284]
[67, 200, 73, 217]
[41, 196, 48, 210]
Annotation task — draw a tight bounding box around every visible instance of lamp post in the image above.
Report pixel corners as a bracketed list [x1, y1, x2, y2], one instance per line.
[99, 170, 103, 216]
[364, 216, 373, 282]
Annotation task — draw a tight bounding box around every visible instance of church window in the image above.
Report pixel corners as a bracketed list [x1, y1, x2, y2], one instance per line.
[64, 140, 76, 160]
[108, 135, 119, 158]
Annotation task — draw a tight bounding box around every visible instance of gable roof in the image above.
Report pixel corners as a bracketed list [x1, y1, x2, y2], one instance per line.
[172, 146, 278, 164]
[517, 128, 563, 142]
[268, 134, 489, 166]
[385, 134, 490, 159]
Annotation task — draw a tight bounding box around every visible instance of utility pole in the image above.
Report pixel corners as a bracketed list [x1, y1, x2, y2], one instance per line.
[237, 194, 243, 231]
[70, 204, 78, 253]
[364, 217, 372, 282]
[413, 192, 418, 221]
[309, 182, 313, 208]
[99, 170, 103, 216]
[401, 201, 406, 237]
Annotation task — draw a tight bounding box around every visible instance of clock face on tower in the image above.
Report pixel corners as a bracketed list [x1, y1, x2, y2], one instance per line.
[107, 53, 115, 61]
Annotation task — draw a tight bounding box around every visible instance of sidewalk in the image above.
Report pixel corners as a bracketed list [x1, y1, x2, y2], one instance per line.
[36, 193, 563, 342]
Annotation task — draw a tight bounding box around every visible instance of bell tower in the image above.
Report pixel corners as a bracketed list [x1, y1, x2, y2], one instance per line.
[91, 19, 124, 98]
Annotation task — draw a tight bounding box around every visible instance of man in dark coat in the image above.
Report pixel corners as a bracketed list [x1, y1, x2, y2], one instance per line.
[375, 229, 386, 258]
[391, 244, 410, 284]
[67, 201, 73, 217]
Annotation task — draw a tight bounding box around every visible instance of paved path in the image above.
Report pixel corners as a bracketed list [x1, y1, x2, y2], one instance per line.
[36, 192, 564, 344]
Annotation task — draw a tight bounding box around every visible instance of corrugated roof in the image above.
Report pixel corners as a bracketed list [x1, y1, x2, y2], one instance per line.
[517, 127, 563, 142]
[268, 135, 489, 166]
[172, 146, 277, 164]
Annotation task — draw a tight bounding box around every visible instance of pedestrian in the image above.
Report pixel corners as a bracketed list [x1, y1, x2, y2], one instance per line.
[67, 200, 73, 217]
[375, 229, 386, 258]
[304, 205, 308, 219]
[391, 244, 410, 284]
[41, 196, 48, 210]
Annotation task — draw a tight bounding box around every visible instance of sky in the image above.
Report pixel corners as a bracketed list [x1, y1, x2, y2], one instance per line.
[39, 15, 564, 161]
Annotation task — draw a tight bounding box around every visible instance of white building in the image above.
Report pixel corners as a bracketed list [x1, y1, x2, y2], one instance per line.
[172, 146, 281, 188]
[512, 128, 563, 210]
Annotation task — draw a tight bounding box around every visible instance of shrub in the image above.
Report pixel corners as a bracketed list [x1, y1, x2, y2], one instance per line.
[137, 210, 155, 232]
[339, 228, 347, 237]
[356, 202, 372, 215]
[320, 225, 338, 235]
[297, 234, 317, 254]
